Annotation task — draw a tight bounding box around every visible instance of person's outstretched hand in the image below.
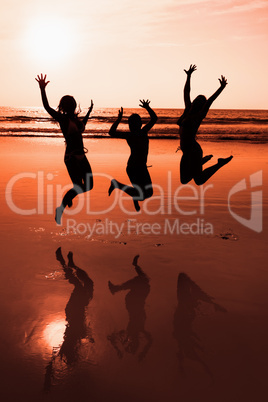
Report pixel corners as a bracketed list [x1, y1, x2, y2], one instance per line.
[88, 99, 94, 114]
[117, 107, 123, 119]
[35, 73, 50, 89]
[219, 75, 228, 88]
[184, 64, 197, 76]
[139, 99, 151, 109]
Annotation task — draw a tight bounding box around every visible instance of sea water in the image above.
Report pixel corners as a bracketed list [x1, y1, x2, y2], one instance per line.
[0, 106, 267, 142]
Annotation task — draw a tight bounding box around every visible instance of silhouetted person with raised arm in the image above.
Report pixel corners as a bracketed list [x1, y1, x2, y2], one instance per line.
[108, 100, 157, 211]
[173, 273, 226, 382]
[107, 255, 152, 361]
[56, 248, 94, 363]
[177, 65, 233, 185]
[44, 248, 94, 392]
[36, 74, 94, 224]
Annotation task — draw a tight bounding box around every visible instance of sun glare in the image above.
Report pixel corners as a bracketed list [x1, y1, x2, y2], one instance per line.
[25, 17, 76, 65]
[43, 317, 66, 348]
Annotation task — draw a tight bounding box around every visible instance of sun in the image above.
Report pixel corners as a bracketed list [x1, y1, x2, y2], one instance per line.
[25, 16, 76, 65]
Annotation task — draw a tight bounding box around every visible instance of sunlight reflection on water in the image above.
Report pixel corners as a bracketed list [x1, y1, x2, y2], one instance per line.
[43, 318, 66, 349]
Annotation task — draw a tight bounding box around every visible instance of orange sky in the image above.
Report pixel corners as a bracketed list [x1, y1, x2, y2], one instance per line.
[0, 0, 267, 109]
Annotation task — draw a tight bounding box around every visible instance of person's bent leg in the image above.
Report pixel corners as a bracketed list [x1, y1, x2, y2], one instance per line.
[55, 184, 83, 224]
[180, 154, 193, 184]
[56, 157, 92, 224]
[80, 157, 94, 192]
[138, 168, 153, 200]
[108, 179, 142, 198]
[108, 179, 142, 211]
[194, 156, 233, 185]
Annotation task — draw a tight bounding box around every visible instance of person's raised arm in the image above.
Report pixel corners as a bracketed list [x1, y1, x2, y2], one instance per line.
[35, 74, 60, 120]
[200, 75, 227, 119]
[183, 64, 196, 108]
[109, 107, 127, 138]
[139, 99, 158, 132]
[83, 99, 94, 126]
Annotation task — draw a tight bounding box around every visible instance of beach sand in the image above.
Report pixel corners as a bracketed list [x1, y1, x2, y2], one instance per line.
[0, 137, 267, 402]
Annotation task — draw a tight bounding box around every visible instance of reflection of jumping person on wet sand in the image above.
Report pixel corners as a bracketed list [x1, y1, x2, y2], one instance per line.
[173, 273, 226, 381]
[177, 65, 233, 185]
[108, 100, 158, 211]
[44, 248, 94, 392]
[56, 248, 94, 363]
[36, 74, 94, 224]
[107, 255, 152, 360]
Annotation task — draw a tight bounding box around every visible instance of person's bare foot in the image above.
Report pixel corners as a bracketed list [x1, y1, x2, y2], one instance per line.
[55, 206, 64, 225]
[108, 179, 117, 196]
[67, 252, 75, 267]
[218, 155, 233, 166]
[133, 199, 140, 212]
[56, 247, 65, 265]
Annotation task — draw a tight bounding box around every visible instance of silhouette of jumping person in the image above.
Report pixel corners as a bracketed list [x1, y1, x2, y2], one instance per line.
[56, 248, 94, 364]
[44, 248, 94, 392]
[107, 255, 152, 361]
[108, 100, 158, 211]
[173, 273, 226, 382]
[36, 74, 94, 224]
[177, 65, 233, 185]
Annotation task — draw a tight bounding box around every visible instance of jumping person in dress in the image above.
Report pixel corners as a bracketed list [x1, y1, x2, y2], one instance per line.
[35, 74, 94, 224]
[108, 100, 157, 211]
[177, 64, 233, 185]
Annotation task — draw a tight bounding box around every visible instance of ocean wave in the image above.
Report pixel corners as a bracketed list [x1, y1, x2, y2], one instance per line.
[0, 107, 267, 142]
[1, 114, 268, 125]
[1, 131, 267, 143]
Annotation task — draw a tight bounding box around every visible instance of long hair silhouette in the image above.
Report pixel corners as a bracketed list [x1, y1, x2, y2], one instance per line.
[177, 65, 232, 185]
[36, 74, 94, 224]
[173, 273, 226, 381]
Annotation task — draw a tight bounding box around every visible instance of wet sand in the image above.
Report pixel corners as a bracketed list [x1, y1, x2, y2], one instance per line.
[0, 137, 267, 402]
